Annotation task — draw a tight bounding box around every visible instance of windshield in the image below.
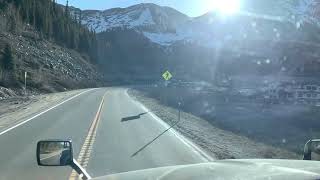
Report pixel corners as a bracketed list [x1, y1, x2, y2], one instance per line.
[0, 0, 319, 179]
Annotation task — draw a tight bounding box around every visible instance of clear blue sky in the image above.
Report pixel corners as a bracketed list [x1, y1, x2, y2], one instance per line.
[56, 0, 218, 17]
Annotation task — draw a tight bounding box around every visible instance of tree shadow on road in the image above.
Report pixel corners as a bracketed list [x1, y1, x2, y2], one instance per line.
[121, 112, 148, 122]
[130, 120, 180, 157]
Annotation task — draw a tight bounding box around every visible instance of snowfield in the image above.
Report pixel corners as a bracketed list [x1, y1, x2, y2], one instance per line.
[142, 32, 185, 46]
[81, 8, 156, 33]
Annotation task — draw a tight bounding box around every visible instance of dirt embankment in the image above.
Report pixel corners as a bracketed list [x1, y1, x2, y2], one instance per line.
[129, 88, 299, 160]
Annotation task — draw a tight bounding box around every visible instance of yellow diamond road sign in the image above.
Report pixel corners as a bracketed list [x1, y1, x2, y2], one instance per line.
[162, 71, 172, 81]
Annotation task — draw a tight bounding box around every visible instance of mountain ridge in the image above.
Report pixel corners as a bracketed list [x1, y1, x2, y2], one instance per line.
[67, 1, 320, 47]
[65, 1, 320, 84]
[69, 3, 189, 34]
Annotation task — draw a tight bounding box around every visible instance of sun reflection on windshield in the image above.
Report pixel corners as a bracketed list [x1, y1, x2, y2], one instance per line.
[205, 0, 241, 15]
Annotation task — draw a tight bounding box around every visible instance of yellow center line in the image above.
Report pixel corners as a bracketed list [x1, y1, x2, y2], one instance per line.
[69, 91, 107, 180]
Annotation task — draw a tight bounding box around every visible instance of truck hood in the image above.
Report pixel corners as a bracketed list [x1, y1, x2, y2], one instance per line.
[93, 159, 320, 180]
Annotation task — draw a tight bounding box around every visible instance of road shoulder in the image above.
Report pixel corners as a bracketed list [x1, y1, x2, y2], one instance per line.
[0, 89, 90, 132]
[128, 89, 299, 160]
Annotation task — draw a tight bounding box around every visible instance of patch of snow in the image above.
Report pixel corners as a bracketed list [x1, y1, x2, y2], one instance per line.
[143, 32, 185, 46]
[265, 59, 271, 64]
[80, 8, 156, 33]
[238, 89, 257, 96]
[130, 8, 155, 27]
[296, 21, 301, 29]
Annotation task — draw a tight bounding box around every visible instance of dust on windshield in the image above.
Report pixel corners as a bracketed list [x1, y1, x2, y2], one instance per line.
[125, 0, 320, 159]
[0, 0, 320, 172]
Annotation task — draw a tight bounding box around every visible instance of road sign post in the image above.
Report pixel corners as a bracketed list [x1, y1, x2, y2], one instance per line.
[178, 102, 181, 122]
[24, 71, 27, 96]
[162, 70, 173, 104]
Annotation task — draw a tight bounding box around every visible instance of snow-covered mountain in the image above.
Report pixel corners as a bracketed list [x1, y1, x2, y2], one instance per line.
[65, 1, 320, 82]
[70, 3, 189, 34]
[69, 1, 320, 47]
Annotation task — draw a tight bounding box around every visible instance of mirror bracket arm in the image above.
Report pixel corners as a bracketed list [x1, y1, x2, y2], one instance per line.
[70, 159, 92, 180]
[303, 139, 320, 160]
[303, 140, 312, 160]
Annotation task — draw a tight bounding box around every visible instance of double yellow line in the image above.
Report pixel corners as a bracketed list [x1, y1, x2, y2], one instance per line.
[69, 91, 107, 180]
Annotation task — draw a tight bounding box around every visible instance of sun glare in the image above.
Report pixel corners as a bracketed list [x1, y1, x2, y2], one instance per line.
[206, 0, 241, 15]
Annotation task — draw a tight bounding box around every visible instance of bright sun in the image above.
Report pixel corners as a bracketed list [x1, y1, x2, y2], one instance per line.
[206, 0, 241, 15]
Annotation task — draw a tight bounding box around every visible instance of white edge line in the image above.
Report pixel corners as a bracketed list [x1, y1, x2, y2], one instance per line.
[0, 89, 96, 136]
[125, 89, 214, 162]
[40, 150, 63, 161]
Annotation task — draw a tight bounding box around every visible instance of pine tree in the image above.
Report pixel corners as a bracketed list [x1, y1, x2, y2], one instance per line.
[79, 9, 82, 25]
[1, 44, 15, 86]
[3, 44, 14, 71]
[0, 1, 7, 11]
[32, 0, 36, 27]
[65, 0, 69, 18]
[52, 0, 57, 13]
[2, 0, 98, 62]
[9, 14, 17, 32]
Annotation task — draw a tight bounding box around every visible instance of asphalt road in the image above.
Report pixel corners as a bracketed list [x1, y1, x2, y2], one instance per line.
[40, 150, 64, 166]
[0, 88, 209, 179]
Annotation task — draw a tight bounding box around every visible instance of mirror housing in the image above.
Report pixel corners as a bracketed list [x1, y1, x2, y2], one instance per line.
[303, 139, 320, 160]
[37, 139, 73, 166]
[36, 139, 91, 179]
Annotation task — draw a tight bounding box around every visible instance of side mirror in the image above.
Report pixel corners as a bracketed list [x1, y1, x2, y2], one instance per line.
[37, 140, 73, 166]
[303, 139, 320, 160]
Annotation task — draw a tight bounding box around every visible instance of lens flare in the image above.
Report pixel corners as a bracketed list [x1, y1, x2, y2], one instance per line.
[206, 0, 241, 15]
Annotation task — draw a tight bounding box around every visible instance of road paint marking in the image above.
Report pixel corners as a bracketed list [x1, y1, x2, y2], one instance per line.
[69, 92, 107, 180]
[40, 150, 63, 161]
[125, 89, 215, 162]
[0, 89, 96, 136]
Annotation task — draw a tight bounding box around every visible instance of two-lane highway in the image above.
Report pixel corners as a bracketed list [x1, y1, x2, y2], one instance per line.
[87, 88, 210, 177]
[0, 88, 211, 179]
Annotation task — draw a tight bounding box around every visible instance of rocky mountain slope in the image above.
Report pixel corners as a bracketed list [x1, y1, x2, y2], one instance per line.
[0, 31, 101, 93]
[0, 0, 102, 97]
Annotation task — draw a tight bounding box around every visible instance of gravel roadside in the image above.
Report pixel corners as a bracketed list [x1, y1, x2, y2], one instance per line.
[0, 89, 88, 131]
[129, 89, 300, 160]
